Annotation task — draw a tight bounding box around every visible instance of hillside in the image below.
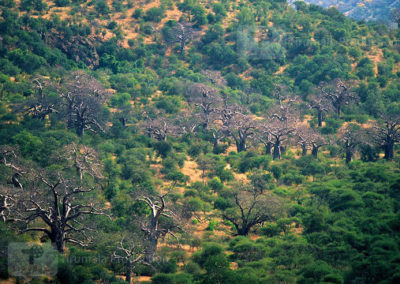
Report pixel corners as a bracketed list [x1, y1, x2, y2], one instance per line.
[0, 0, 400, 283]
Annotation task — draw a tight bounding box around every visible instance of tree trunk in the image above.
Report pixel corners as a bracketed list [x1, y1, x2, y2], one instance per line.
[126, 265, 132, 284]
[317, 110, 323, 127]
[384, 142, 394, 160]
[336, 104, 341, 116]
[236, 139, 246, 152]
[280, 146, 286, 155]
[273, 141, 281, 160]
[302, 142, 307, 156]
[237, 226, 250, 236]
[345, 148, 353, 164]
[50, 229, 65, 253]
[265, 142, 272, 155]
[312, 146, 319, 159]
[146, 235, 158, 263]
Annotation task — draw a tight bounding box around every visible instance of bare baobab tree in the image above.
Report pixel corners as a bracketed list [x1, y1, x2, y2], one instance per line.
[320, 79, 358, 116]
[60, 71, 110, 136]
[138, 194, 181, 262]
[142, 116, 178, 141]
[19, 77, 59, 120]
[338, 124, 366, 164]
[113, 237, 147, 284]
[185, 83, 222, 128]
[15, 172, 108, 252]
[221, 182, 284, 236]
[163, 21, 199, 54]
[309, 130, 328, 158]
[256, 122, 274, 155]
[0, 146, 26, 190]
[220, 107, 256, 152]
[371, 113, 400, 160]
[308, 91, 332, 127]
[56, 143, 104, 182]
[0, 186, 17, 222]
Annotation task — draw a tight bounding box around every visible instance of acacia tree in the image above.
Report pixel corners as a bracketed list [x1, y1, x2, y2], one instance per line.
[138, 194, 181, 262]
[372, 113, 400, 160]
[320, 79, 358, 116]
[14, 172, 107, 252]
[221, 183, 283, 236]
[338, 124, 366, 164]
[60, 71, 110, 136]
[221, 107, 256, 152]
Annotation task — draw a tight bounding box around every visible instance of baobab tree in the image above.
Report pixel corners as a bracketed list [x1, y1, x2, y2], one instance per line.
[320, 79, 358, 116]
[256, 122, 274, 155]
[162, 21, 199, 55]
[267, 119, 297, 160]
[0, 146, 26, 190]
[113, 237, 147, 284]
[142, 116, 178, 141]
[19, 77, 59, 120]
[185, 83, 222, 128]
[56, 143, 104, 182]
[338, 123, 366, 164]
[308, 92, 332, 127]
[0, 186, 17, 222]
[221, 183, 284, 236]
[60, 71, 110, 136]
[15, 172, 108, 252]
[220, 107, 256, 152]
[138, 194, 181, 262]
[372, 113, 400, 160]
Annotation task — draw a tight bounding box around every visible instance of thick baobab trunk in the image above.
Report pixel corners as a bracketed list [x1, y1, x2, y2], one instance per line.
[125, 265, 132, 284]
[146, 235, 158, 263]
[265, 142, 272, 155]
[317, 111, 323, 127]
[312, 145, 319, 159]
[49, 229, 65, 253]
[236, 139, 247, 152]
[345, 148, 353, 164]
[273, 140, 281, 160]
[336, 104, 341, 116]
[237, 226, 250, 236]
[302, 142, 307, 156]
[384, 141, 394, 160]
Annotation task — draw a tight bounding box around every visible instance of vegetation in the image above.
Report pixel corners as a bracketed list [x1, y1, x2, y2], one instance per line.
[0, 0, 400, 283]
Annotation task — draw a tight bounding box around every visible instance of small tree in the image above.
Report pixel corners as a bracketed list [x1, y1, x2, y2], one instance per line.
[113, 237, 146, 284]
[221, 183, 283, 236]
